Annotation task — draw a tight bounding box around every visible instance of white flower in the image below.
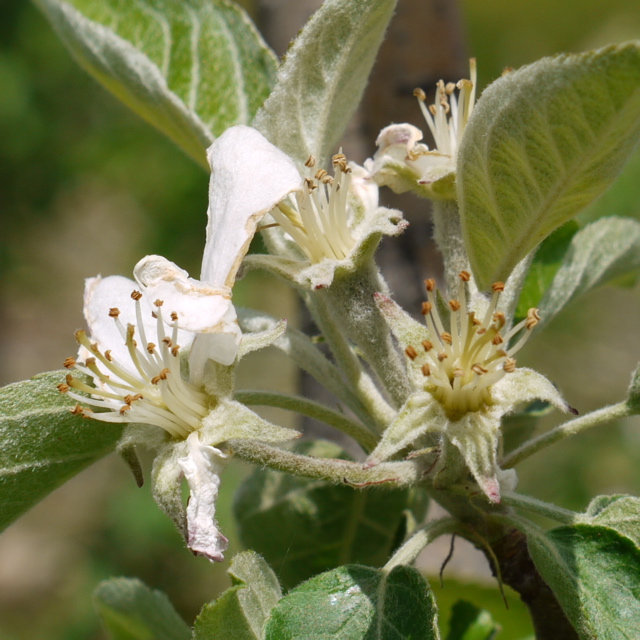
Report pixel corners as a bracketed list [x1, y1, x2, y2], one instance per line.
[367, 60, 477, 199]
[370, 270, 572, 503]
[210, 125, 405, 290]
[60, 273, 298, 562]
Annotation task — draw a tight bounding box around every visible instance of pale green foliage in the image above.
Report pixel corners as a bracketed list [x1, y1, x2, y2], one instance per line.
[0, 371, 122, 532]
[263, 564, 440, 640]
[445, 600, 499, 640]
[193, 551, 281, 640]
[459, 41, 640, 290]
[34, 0, 277, 167]
[528, 525, 640, 640]
[628, 362, 640, 413]
[253, 0, 397, 166]
[538, 217, 640, 327]
[586, 495, 640, 546]
[93, 578, 191, 640]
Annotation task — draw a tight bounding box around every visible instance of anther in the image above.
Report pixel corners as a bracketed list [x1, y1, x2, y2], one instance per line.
[315, 169, 328, 181]
[491, 282, 505, 292]
[405, 345, 418, 360]
[147, 343, 156, 354]
[459, 270, 471, 282]
[170, 312, 178, 322]
[71, 405, 87, 416]
[491, 334, 504, 346]
[438, 352, 448, 362]
[503, 358, 516, 373]
[154, 300, 164, 308]
[525, 308, 541, 329]
[171, 346, 180, 357]
[119, 405, 131, 415]
[108, 308, 120, 318]
[493, 312, 506, 329]
[445, 82, 456, 94]
[105, 350, 113, 361]
[305, 155, 316, 168]
[441, 332, 452, 345]
[422, 340, 433, 352]
[449, 300, 461, 312]
[421, 363, 431, 376]
[425, 279, 436, 292]
[421, 301, 432, 315]
[57, 383, 70, 393]
[131, 290, 143, 301]
[471, 364, 488, 375]
[453, 368, 465, 378]
[150, 368, 170, 385]
[162, 337, 172, 347]
[413, 87, 426, 101]
[63, 357, 76, 369]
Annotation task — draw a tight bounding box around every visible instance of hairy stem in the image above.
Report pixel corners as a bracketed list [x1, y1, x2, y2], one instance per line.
[500, 491, 578, 524]
[502, 401, 631, 468]
[234, 389, 378, 452]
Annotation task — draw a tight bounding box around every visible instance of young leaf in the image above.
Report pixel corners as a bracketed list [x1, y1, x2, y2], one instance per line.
[233, 440, 428, 590]
[193, 551, 282, 640]
[528, 524, 640, 640]
[0, 371, 122, 532]
[34, 0, 278, 167]
[459, 41, 640, 290]
[253, 0, 397, 166]
[514, 222, 579, 321]
[537, 217, 640, 327]
[446, 600, 499, 640]
[585, 494, 640, 547]
[94, 578, 191, 640]
[264, 564, 440, 640]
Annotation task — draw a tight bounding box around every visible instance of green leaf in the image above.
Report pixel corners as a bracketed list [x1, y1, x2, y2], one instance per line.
[459, 41, 640, 290]
[537, 217, 640, 327]
[528, 524, 640, 639]
[0, 370, 122, 532]
[93, 577, 191, 640]
[253, 0, 397, 166]
[627, 361, 640, 414]
[264, 564, 440, 640]
[446, 600, 499, 640]
[514, 222, 579, 321]
[233, 440, 428, 590]
[580, 147, 640, 224]
[585, 494, 640, 547]
[193, 551, 282, 640]
[34, 0, 278, 167]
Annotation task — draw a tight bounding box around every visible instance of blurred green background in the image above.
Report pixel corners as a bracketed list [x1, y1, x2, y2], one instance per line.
[0, 0, 639, 638]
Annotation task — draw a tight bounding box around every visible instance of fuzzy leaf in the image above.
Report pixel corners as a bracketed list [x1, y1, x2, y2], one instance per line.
[528, 524, 640, 639]
[537, 217, 640, 327]
[34, 0, 277, 167]
[234, 440, 428, 590]
[264, 564, 440, 640]
[253, 0, 397, 166]
[459, 41, 640, 290]
[0, 371, 122, 532]
[585, 494, 640, 547]
[94, 578, 190, 640]
[193, 551, 282, 640]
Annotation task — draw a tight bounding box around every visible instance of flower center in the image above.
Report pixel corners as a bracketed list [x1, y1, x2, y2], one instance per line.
[58, 291, 209, 440]
[405, 271, 539, 421]
[413, 59, 477, 158]
[269, 153, 356, 263]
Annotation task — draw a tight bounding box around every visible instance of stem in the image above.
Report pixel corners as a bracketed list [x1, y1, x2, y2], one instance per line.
[307, 292, 398, 429]
[431, 200, 469, 295]
[500, 491, 578, 525]
[227, 438, 426, 487]
[384, 517, 460, 571]
[234, 389, 378, 452]
[502, 401, 631, 468]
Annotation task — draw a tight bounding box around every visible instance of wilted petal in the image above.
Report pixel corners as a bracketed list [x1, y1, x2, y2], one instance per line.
[201, 125, 302, 287]
[178, 431, 229, 562]
[134, 255, 237, 339]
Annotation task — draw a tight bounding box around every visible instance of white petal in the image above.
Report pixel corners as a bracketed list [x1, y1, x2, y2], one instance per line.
[134, 255, 235, 335]
[82, 274, 194, 365]
[178, 432, 229, 563]
[375, 123, 424, 155]
[201, 125, 302, 287]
